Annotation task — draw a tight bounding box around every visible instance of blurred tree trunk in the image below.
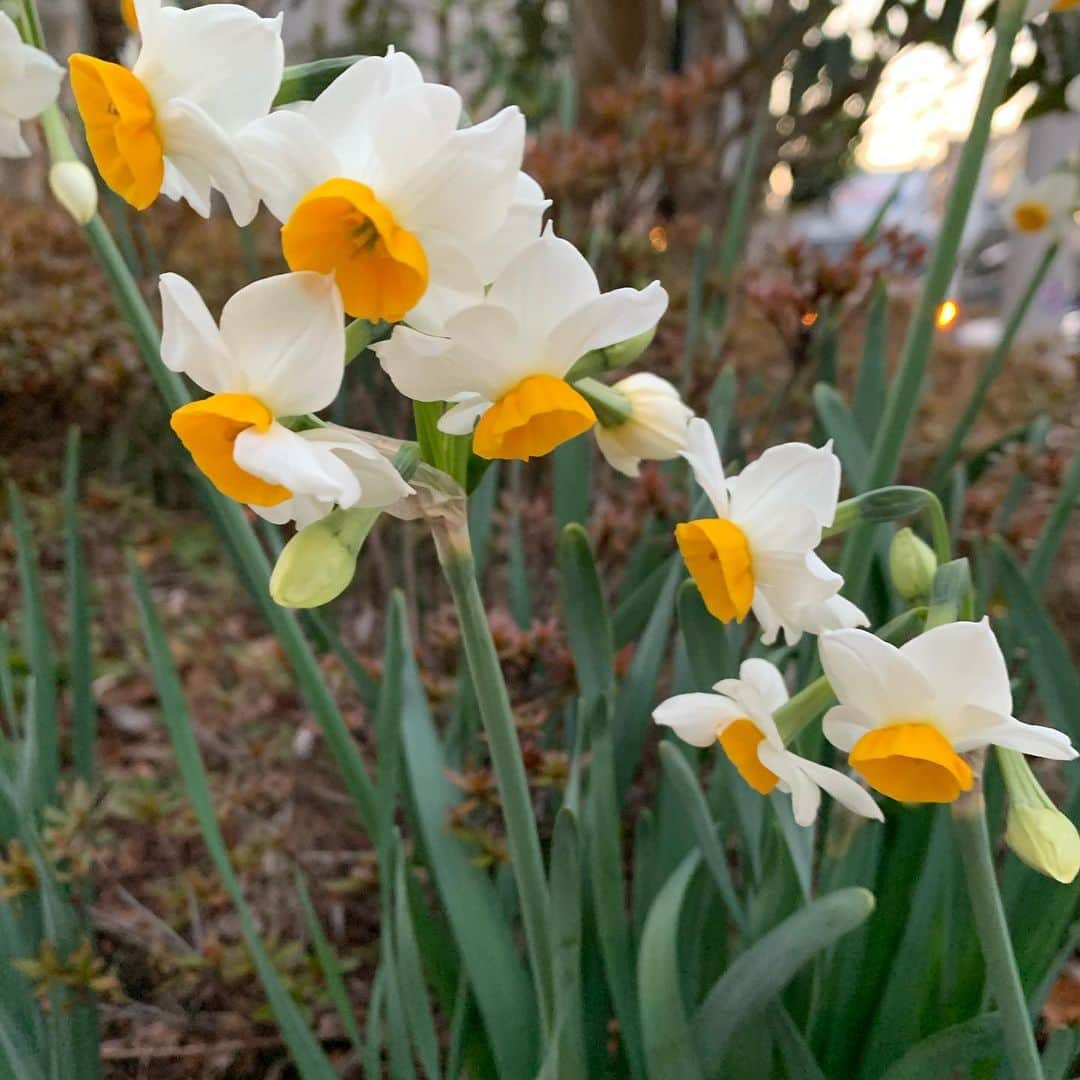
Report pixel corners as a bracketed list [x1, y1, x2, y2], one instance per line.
[571, 0, 663, 126]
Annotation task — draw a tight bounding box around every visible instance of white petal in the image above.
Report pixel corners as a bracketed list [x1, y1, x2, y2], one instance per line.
[468, 170, 550, 285]
[0, 112, 28, 157]
[375, 306, 521, 404]
[158, 99, 260, 224]
[158, 272, 234, 392]
[729, 442, 841, 538]
[653, 692, 740, 748]
[680, 417, 729, 516]
[818, 628, 934, 727]
[759, 746, 822, 827]
[394, 106, 524, 242]
[899, 618, 1013, 720]
[438, 396, 491, 436]
[234, 424, 352, 499]
[951, 705, 1077, 760]
[291, 427, 414, 508]
[218, 272, 345, 415]
[401, 233, 486, 333]
[544, 280, 669, 376]
[235, 110, 338, 223]
[136, 6, 283, 133]
[305, 50, 430, 150]
[797, 757, 884, 821]
[0, 43, 63, 120]
[0, 12, 19, 48]
[821, 704, 874, 753]
[487, 226, 600, 353]
[738, 658, 790, 714]
[594, 427, 644, 477]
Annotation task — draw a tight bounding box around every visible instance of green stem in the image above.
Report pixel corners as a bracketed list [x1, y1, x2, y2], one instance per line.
[929, 242, 1059, 491]
[841, 0, 1027, 595]
[951, 787, 1043, 1080]
[436, 528, 555, 1037]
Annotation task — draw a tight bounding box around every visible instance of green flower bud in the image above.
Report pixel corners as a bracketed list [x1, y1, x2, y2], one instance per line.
[889, 527, 938, 600]
[566, 326, 657, 381]
[269, 507, 380, 609]
[1006, 804, 1080, 884]
[1000, 747, 1080, 884]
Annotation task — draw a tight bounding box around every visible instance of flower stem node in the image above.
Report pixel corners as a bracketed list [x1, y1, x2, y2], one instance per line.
[889, 526, 938, 601]
[48, 160, 99, 225]
[270, 507, 380, 609]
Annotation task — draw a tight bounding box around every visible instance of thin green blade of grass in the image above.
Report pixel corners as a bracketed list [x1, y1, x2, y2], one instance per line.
[127, 558, 338, 1079]
[294, 869, 363, 1057]
[558, 525, 615, 703]
[63, 429, 96, 785]
[853, 279, 889, 443]
[6, 485, 58, 806]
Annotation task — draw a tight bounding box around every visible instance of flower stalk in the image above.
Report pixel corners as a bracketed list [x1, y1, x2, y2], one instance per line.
[951, 776, 1043, 1080]
[433, 515, 556, 1036]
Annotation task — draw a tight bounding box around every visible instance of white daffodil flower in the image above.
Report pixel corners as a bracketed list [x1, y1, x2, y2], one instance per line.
[677, 418, 867, 644]
[374, 225, 668, 462]
[159, 271, 413, 520]
[69, 0, 283, 221]
[0, 12, 63, 158]
[819, 619, 1077, 805]
[594, 373, 693, 477]
[1001, 172, 1077, 237]
[237, 48, 526, 326]
[654, 658, 882, 827]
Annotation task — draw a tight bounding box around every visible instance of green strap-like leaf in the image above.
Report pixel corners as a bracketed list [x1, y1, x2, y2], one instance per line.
[274, 56, 360, 106]
[694, 888, 875, 1076]
[638, 853, 704, 1080]
[558, 525, 615, 702]
[879, 1013, 1003, 1080]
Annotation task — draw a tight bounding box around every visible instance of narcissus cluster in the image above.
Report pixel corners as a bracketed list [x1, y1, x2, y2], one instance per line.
[8, 0, 1071, 855]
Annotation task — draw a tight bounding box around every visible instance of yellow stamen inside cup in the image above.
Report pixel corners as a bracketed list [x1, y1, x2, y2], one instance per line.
[718, 718, 778, 795]
[472, 375, 596, 461]
[69, 54, 163, 211]
[170, 394, 292, 506]
[849, 722, 973, 803]
[675, 518, 754, 622]
[1012, 200, 1050, 233]
[282, 178, 429, 322]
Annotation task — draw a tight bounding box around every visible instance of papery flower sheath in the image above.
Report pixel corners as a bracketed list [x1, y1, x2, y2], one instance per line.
[1001, 172, 1077, 237]
[160, 271, 412, 519]
[373, 225, 668, 461]
[654, 659, 882, 827]
[238, 48, 526, 326]
[677, 418, 866, 643]
[0, 12, 64, 158]
[69, 0, 283, 221]
[819, 620, 1077, 804]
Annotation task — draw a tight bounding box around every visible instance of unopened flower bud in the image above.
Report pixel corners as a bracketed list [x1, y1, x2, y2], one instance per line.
[1006, 804, 1080, 884]
[1000, 747, 1080, 884]
[889, 527, 937, 600]
[1067, 75, 1080, 114]
[49, 160, 98, 225]
[592, 373, 693, 477]
[567, 326, 658, 380]
[269, 507, 380, 608]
